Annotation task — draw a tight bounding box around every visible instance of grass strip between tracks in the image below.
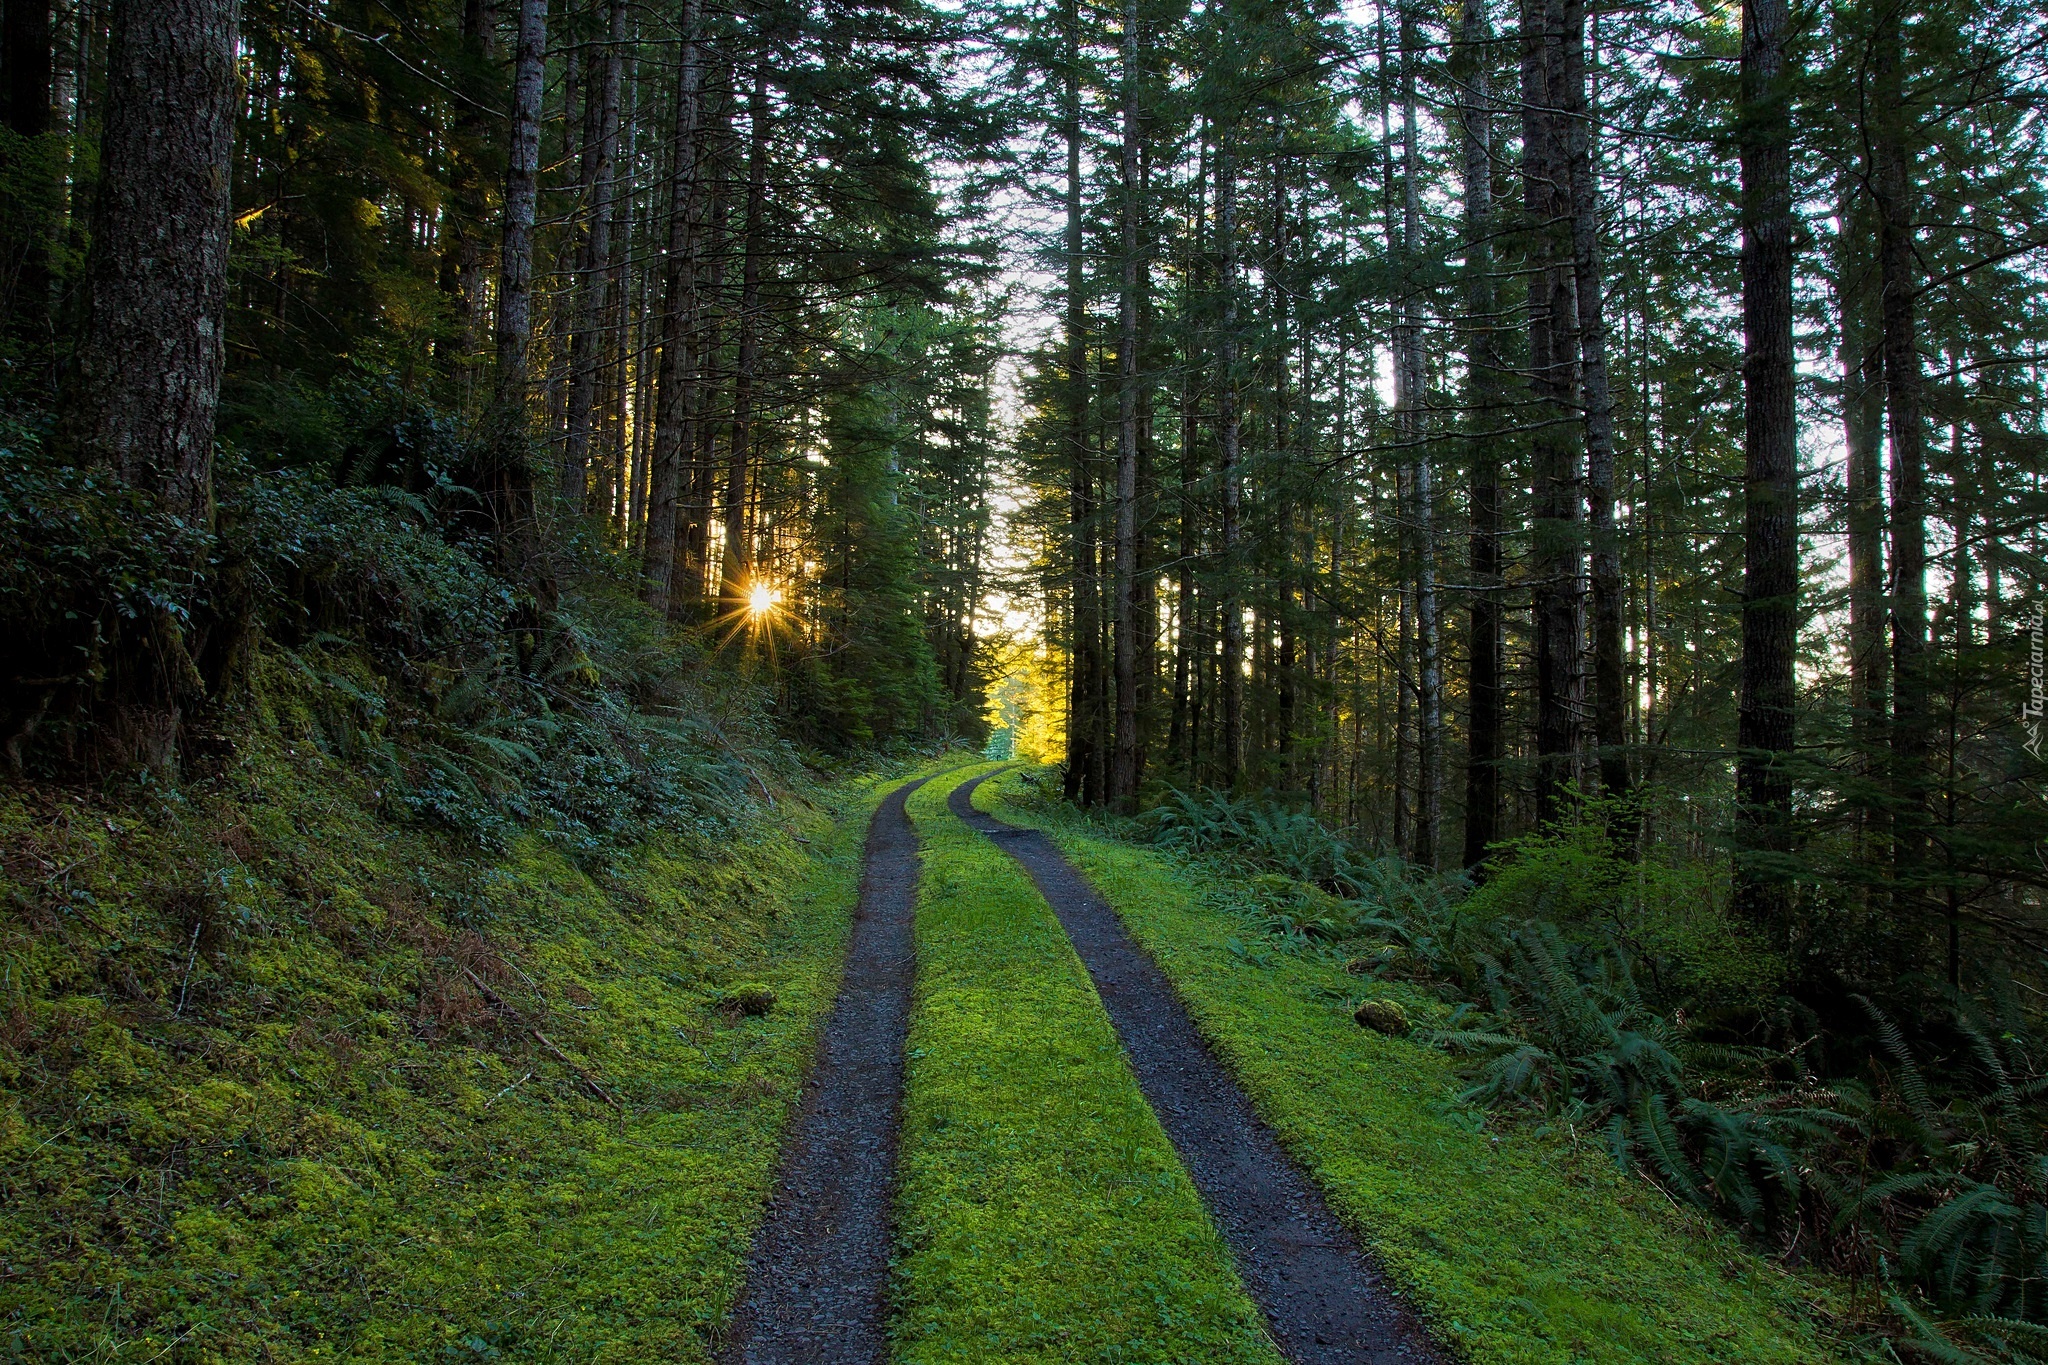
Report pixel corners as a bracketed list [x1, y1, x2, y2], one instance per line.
[973, 767, 1859, 1365]
[891, 766, 1285, 1365]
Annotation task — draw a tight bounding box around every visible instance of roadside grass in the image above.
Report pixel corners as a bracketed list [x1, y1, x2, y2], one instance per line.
[0, 738, 941, 1363]
[974, 767, 1859, 1365]
[892, 767, 1285, 1365]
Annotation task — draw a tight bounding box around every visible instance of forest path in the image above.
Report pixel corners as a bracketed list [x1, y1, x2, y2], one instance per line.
[948, 771, 1442, 1365]
[725, 776, 930, 1365]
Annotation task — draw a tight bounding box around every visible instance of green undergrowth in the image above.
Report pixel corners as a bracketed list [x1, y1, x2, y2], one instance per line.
[0, 730, 941, 1363]
[892, 767, 1284, 1364]
[975, 767, 1861, 1365]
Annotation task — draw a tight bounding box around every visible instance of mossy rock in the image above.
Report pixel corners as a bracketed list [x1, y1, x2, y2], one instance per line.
[718, 983, 778, 1018]
[1353, 998, 1410, 1036]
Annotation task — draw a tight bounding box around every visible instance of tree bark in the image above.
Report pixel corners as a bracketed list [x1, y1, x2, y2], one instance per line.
[487, 0, 551, 597]
[1112, 0, 1143, 809]
[1835, 170, 1888, 860]
[1565, 1, 1629, 812]
[1734, 0, 1799, 928]
[601, 52, 638, 520]
[1395, 9, 1440, 867]
[561, 0, 629, 508]
[1061, 0, 1097, 803]
[681, 85, 733, 607]
[721, 62, 770, 611]
[1170, 133, 1207, 778]
[640, 0, 705, 617]
[53, 0, 239, 769]
[1216, 133, 1245, 791]
[442, 0, 497, 375]
[1524, 0, 1584, 824]
[1458, 0, 1505, 868]
[58, 0, 236, 522]
[1871, 0, 1928, 909]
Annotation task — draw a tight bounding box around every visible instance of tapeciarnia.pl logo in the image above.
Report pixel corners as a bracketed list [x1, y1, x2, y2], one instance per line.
[2027, 608, 2045, 760]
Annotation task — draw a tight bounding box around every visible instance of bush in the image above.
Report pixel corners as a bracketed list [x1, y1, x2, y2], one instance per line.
[1123, 785, 2048, 1350]
[1456, 818, 1781, 1013]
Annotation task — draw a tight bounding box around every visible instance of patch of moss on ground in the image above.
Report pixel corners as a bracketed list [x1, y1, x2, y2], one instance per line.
[892, 768, 1284, 1364]
[976, 767, 1862, 1365]
[0, 729, 938, 1363]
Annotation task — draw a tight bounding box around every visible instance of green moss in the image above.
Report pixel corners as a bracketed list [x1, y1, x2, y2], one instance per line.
[892, 767, 1284, 1364]
[975, 768, 1863, 1365]
[0, 732, 945, 1363]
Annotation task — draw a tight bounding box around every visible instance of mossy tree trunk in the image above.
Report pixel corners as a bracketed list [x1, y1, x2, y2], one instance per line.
[52, 0, 239, 771]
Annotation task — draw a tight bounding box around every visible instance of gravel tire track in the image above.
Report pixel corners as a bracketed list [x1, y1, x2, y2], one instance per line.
[950, 771, 1443, 1365]
[724, 776, 929, 1365]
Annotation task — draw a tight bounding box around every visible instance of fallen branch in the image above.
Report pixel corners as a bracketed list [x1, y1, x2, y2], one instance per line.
[464, 965, 619, 1109]
[531, 1030, 620, 1108]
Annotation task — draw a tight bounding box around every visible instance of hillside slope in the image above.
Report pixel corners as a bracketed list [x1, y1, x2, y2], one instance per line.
[0, 712, 928, 1362]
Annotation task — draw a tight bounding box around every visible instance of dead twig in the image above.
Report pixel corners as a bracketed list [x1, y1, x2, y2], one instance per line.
[173, 920, 202, 1016]
[487, 1071, 534, 1108]
[530, 1030, 619, 1108]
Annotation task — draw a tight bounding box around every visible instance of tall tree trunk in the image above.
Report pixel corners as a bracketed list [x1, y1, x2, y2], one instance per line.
[1112, 0, 1143, 808]
[1870, 1, 1928, 912]
[1061, 0, 1097, 803]
[1216, 133, 1245, 790]
[1836, 171, 1888, 867]
[1566, 2, 1629, 812]
[444, 0, 497, 380]
[602, 56, 638, 521]
[721, 62, 770, 610]
[1734, 0, 1799, 928]
[488, 0, 551, 597]
[681, 86, 733, 607]
[1523, 0, 1584, 824]
[1170, 134, 1205, 779]
[560, 0, 629, 507]
[1397, 7, 1441, 868]
[640, 0, 704, 617]
[1458, 0, 1505, 868]
[53, 0, 239, 770]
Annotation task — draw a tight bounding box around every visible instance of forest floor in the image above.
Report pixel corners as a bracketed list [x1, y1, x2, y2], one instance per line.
[3, 753, 1864, 1363]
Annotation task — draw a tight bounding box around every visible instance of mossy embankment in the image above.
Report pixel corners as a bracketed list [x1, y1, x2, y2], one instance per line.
[891, 766, 1284, 1364]
[0, 722, 934, 1362]
[973, 767, 1859, 1365]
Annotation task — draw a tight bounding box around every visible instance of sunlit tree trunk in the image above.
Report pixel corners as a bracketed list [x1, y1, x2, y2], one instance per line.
[641, 0, 705, 617]
[721, 63, 771, 610]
